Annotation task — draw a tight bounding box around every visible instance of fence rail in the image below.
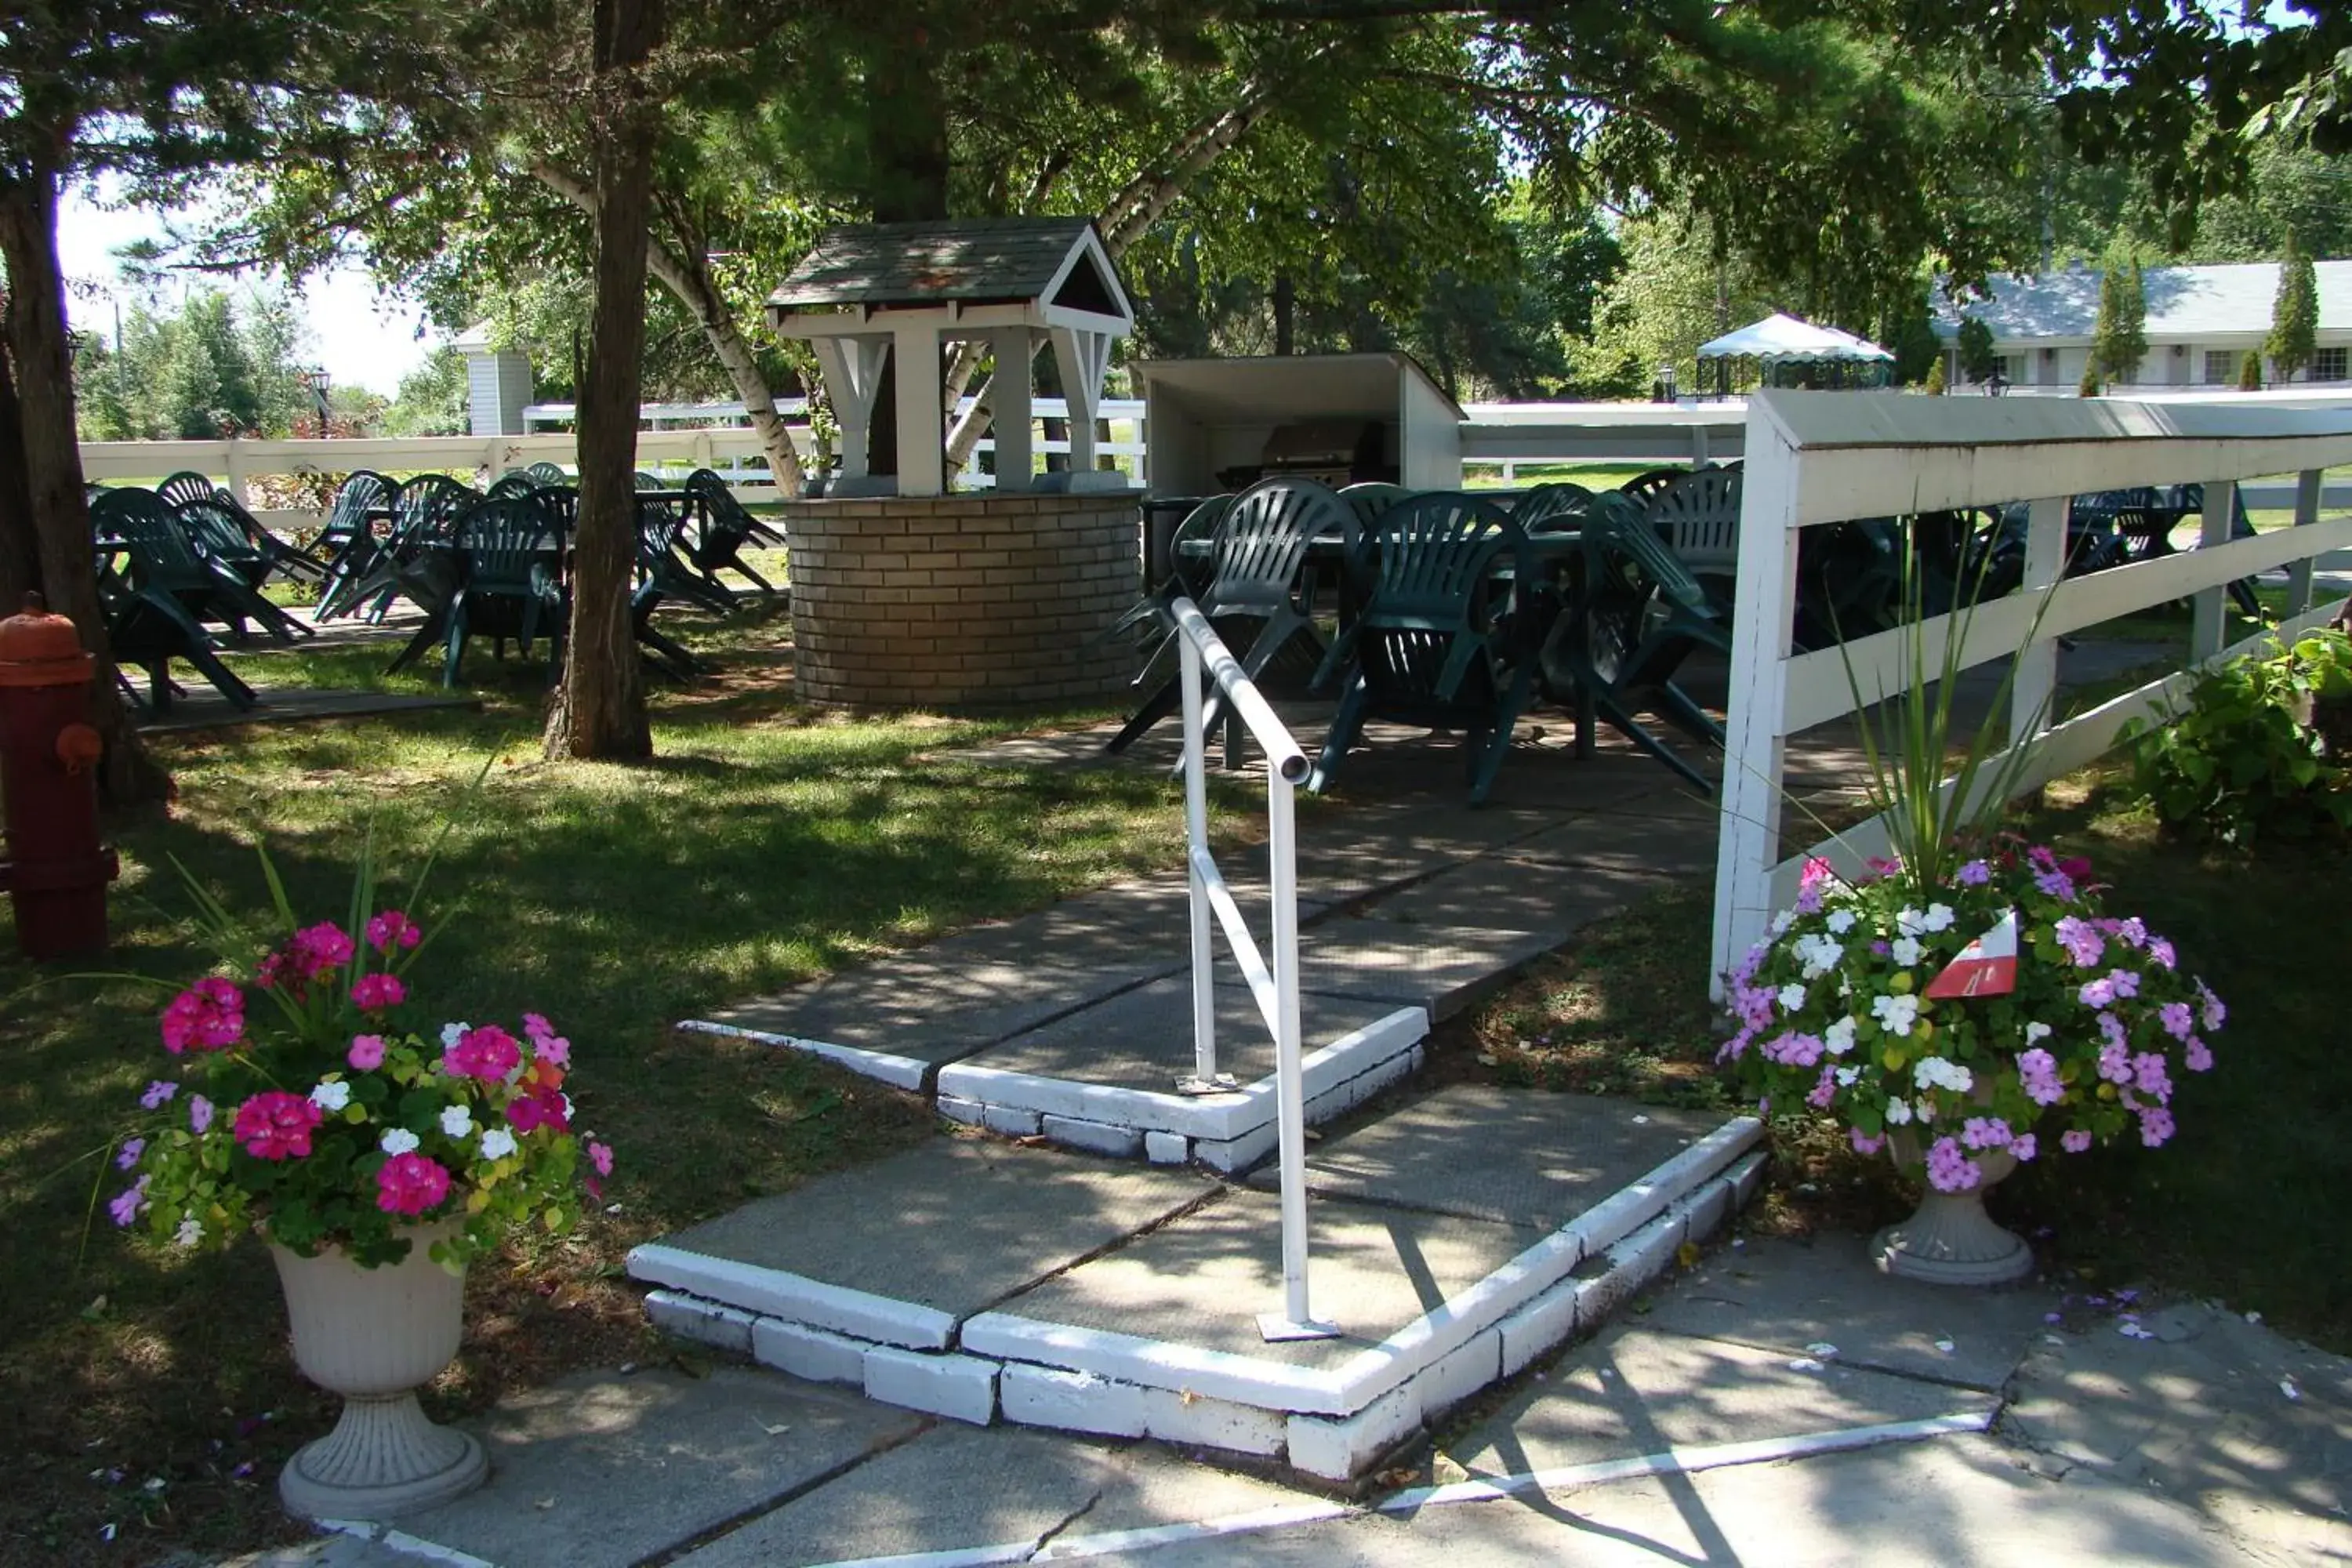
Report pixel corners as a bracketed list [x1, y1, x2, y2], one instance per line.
[1709, 391, 2352, 999]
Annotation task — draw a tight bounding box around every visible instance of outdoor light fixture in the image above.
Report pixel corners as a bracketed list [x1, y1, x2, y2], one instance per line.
[303, 368, 332, 433]
[1658, 364, 1678, 402]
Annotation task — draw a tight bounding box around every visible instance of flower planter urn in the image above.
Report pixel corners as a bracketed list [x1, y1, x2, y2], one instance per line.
[270, 1220, 488, 1519]
[1873, 1136, 2034, 1287]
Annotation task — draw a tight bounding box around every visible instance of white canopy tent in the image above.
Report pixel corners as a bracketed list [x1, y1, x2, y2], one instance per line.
[1697, 313, 1893, 393]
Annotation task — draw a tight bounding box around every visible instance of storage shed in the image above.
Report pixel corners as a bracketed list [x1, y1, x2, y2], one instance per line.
[1138, 354, 1465, 498]
[455, 321, 533, 437]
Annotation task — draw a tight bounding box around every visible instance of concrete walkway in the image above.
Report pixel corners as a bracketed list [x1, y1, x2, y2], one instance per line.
[227, 630, 2350, 1564]
[234, 1231, 2350, 1567]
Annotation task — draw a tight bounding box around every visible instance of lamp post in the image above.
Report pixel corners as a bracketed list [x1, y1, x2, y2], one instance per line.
[1657, 363, 1679, 404]
[304, 368, 332, 436]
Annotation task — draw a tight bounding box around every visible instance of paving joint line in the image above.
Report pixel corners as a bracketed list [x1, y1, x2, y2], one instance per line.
[628, 1415, 942, 1568]
[949, 1181, 1234, 1348]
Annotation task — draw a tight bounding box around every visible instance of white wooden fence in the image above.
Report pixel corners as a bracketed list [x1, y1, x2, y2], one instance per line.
[1709, 390, 2352, 998]
[81, 397, 1151, 503]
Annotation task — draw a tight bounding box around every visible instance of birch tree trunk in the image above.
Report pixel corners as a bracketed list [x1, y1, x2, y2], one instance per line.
[0, 158, 169, 804]
[531, 162, 807, 498]
[543, 0, 660, 761]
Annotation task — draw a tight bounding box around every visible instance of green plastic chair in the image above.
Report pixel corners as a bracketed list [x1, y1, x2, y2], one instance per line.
[681, 469, 779, 601]
[1541, 494, 1729, 792]
[1642, 466, 1741, 616]
[86, 488, 259, 710]
[442, 499, 565, 686]
[525, 462, 569, 486]
[1338, 481, 1412, 529]
[172, 499, 314, 641]
[1105, 477, 1356, 762]
[314, 471, 397, 620]
[1311, 492, 1537, 804]
[1512, 483, 1595, 535]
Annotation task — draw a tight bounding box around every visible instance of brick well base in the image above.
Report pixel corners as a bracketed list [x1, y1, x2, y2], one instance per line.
[782, 493, 1141, 710]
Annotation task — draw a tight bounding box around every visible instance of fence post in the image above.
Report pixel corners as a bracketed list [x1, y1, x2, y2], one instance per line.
[1709, 399, 1802, 999]
[223, 440, 249, 505]
[2191, 479, 2237, 660]
[2288, 467, 2322, 616]
[2011, 495, 2069, 746]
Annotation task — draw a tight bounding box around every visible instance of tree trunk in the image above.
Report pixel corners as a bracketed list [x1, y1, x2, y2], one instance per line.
[529, 161, 807, 499]
[544, 0, 660, 762]
[0, 162, 169, 804]
[0, 343, 42, 612]
[1272, 274, 1295, 356]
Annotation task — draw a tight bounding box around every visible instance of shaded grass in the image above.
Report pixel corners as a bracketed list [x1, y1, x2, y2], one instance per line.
[1459, 762, 2351, 1357]
[0, 610, 1237, 1565]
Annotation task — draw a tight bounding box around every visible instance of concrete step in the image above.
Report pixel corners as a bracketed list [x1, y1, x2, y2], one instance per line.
[629, 1087, 1765, 1480]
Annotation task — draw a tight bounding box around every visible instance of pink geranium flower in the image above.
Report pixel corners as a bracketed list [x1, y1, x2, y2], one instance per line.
[376, 1152, 452, 1215]
[351, 973, 406, 1012]
[347, 1033, 387, 1070]
[523, 1013, 572, 1067]
[161, 978, 245, 1054]
[290, 921, 356, 980]
[444, 1024, 521, 1081]
[506, 1089, 569, 1134]
[365, 909, 422, 953]
[231, 1092, 324, 1160]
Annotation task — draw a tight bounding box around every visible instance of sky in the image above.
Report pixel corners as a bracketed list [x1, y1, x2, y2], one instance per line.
[56, 182, 441, 397]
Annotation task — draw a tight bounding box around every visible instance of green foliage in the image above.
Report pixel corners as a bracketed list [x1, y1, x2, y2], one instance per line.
[2267, 231, 2320, 381]
[1570, 206, 1771, 398]
[382, 347, 472, 437]
[1955, 316, 1998, 383]
[2079, 362, 2103, 397]
[1881, 284, 1944, 385]
[71, 287, 314, 440]
[2238, 350, 2263, 390]
[2123, 630, 2352, 845]
[1924, 357, 1947, 395]
[1835, 566, 2050, 896]
[2090, 257, 2148, 385]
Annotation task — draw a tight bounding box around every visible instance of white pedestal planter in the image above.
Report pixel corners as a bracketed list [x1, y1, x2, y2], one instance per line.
[270, 1221, 488, 1520]
[1873, 1144, 2034, 1287]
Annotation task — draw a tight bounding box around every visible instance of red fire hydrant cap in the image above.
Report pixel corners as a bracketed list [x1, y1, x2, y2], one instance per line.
[0, 593, 94, 688]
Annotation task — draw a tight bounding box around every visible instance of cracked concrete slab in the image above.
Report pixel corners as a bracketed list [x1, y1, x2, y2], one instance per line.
[1639, 1233, 2057, 1392]
[2003, 1299, 2352, 1559]
[1441, 1324, 2000, 1479]
[388, 1367, 922, 1568]
[670, 1422, 1303, 1567]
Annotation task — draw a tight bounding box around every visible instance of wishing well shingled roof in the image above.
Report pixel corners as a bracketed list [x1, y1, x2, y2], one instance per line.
[769, 218, 1099, 309]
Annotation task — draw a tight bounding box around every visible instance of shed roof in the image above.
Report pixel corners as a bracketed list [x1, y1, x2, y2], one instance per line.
[768, 217, 1110, 310]
[1933, 260, 2352, 341]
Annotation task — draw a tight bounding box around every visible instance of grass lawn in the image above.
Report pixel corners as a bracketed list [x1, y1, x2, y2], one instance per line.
[1459, 760, 2352, 1359]
[0, 605, 1250, 1566]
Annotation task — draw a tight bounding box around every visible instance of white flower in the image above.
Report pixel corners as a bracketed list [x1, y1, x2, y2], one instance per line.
[1922, 903, 1956, 934]
[380, 1127, 421, 1156]
[172, 1218, 204, 1248]
[308, 1080, 352, 1113]
[1835, 1065, 1860, 1087]
[1913, 1056, 1974, 1094]
[439, 1105, 474, 1138]
[479, 1127, 517, 1160]
[2024, 1022, 2053, 1044]
[1794, 935, 1844, 979]
[1824, 1016, 1858, 1056]
[1769, 909, 1796, 937]
[1896, 907, 1926, 937]
[1889, 936, 1922, 967]
[1777, 983, 1808, 1014]
[1825, 909, 1857, 935]
[441, 1022, 471, 1047]
[1871, 993, 1921, 1036]
[1838, 975, 1852, 997]
[561, 1094, 575, 1121]
[1886, 1098, 1915, 1126]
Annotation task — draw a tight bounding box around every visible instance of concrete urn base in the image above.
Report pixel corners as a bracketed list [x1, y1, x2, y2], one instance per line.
[1872, 1141, 2034, 1287]
[270, 1221, 488, 1520]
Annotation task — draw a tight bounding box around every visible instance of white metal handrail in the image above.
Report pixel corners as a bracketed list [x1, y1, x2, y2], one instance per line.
[1710, 392, 2352, 996]
[1166, 597, 1331, 1342]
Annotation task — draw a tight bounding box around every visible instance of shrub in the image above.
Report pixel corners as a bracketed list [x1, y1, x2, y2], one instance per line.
[2123, 628, 2352, 844]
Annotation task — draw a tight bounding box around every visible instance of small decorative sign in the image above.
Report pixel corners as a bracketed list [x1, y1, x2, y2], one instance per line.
[1926, 909, 2020, 997]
